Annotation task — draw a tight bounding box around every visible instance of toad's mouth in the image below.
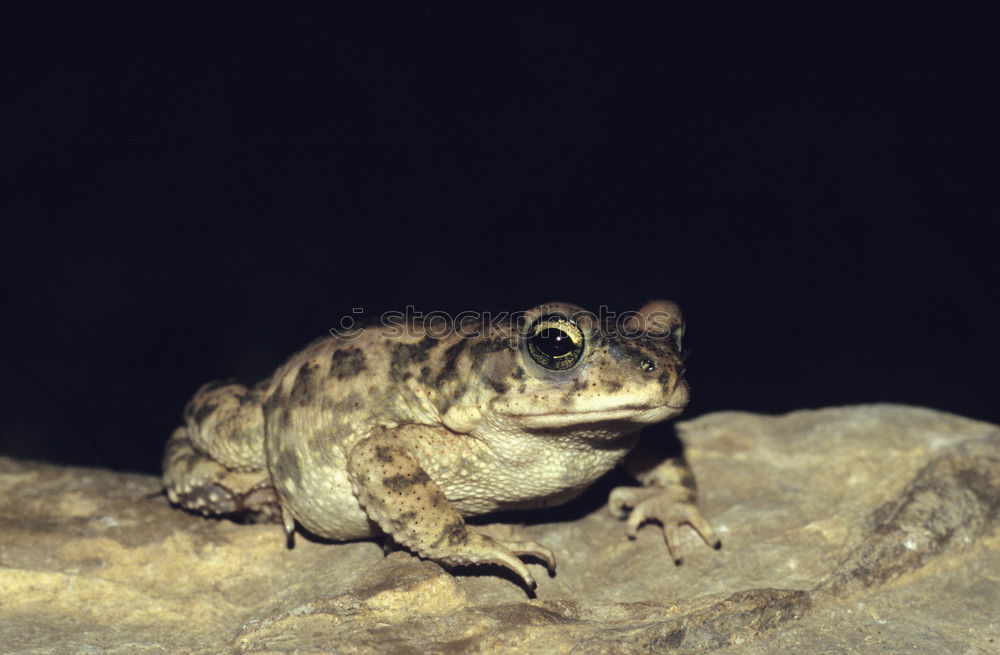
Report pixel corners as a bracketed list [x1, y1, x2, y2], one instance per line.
[504, 403, 685, 428]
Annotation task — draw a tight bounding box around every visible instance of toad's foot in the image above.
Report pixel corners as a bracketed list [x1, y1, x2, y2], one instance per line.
[608, 485, 721, 564]
[163, 427, 279, 522]
[436, 532, 556, 589]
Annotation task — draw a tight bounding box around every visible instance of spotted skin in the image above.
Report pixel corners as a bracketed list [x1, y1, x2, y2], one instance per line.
[162, 300, 719, 589]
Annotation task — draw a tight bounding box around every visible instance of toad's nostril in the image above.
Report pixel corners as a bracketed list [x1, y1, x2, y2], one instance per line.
[638, 359, 656, 373]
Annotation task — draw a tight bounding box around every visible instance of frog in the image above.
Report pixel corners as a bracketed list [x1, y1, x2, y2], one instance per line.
[162, 300, 720, 589]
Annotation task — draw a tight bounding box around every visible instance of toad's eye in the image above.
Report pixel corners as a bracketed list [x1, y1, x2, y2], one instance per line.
[525, 314, 585, 371]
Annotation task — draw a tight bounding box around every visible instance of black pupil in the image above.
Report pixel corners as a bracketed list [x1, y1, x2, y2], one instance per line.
[535, 327, 574, 358]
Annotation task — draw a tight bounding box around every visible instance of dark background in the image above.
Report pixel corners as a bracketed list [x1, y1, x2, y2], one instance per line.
[2, 4, 997, 474]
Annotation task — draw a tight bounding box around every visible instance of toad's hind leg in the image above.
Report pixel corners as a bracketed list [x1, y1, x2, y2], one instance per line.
[162, 381, 279, 523]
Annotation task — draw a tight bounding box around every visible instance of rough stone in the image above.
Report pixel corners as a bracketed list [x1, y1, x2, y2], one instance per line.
[1, 405, 997, 653]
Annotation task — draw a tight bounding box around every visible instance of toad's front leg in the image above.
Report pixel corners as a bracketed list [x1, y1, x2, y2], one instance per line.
[346, 429, 555, 589]
[609, 439, 721, 564]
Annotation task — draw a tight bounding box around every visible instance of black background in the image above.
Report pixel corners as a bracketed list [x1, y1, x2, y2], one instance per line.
[2, 4, 997, 474]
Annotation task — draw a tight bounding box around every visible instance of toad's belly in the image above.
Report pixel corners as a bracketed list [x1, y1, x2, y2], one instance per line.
[275, 459, 375, 540]
[265, 423, 376, 540]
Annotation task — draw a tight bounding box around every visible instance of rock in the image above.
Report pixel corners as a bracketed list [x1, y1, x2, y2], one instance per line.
[1, 405, 997, 653]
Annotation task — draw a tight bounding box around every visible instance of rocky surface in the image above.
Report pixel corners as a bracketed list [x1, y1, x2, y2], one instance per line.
[1, 404, 997, 654]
